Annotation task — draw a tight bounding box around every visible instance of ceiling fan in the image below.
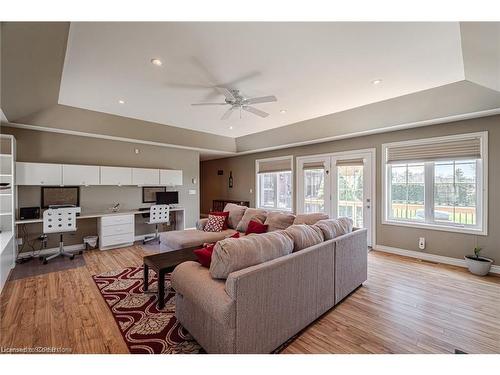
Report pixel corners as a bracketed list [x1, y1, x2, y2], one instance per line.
[191, 87, 277, 120]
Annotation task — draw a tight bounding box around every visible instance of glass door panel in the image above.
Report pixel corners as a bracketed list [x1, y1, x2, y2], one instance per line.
[337, 165, 364, 228]
[304, 168, 326, 213]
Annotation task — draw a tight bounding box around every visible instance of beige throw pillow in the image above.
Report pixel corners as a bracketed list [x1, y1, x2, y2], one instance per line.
[236, 208, 267, 233]
[264, 211, 296, 232]
[209, 230, 293, 279]
[223, 203, 248, 230]
[285, 224, 324, 252]
[293, 213, 329, 225]
[314, 217, 353, 240]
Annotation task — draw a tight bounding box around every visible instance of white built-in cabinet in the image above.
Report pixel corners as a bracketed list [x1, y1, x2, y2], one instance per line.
[160, 169, 183, 186]
[15, 162, 183, 187]
[100, 166, 133, 186]
[132, 168, 159, 185]
[16, 162, 62, 185]
[62, 164, 100, 186]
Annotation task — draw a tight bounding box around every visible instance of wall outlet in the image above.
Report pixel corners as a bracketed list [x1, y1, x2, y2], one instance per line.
[16, 238, 23, 246]
[418, 237, 426, 250]
[188, 189, 196, 195]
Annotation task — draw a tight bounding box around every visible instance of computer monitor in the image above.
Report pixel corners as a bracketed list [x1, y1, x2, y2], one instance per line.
[156, 191, 179, 205]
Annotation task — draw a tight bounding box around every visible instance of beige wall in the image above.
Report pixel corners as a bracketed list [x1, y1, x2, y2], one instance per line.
[201, 115, 500, 263]
[0, 125, 200, 250]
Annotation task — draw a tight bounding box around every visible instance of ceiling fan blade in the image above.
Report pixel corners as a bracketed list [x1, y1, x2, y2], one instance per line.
[215, 87, 236, 101]
[191, 102, 228, 106]
[244, 95, 277, 105]
[221, 106, 236, 120]
[243, 106, 269, 118]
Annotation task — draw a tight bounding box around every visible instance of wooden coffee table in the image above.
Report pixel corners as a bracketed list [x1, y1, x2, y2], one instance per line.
[143, 246, 199, 309]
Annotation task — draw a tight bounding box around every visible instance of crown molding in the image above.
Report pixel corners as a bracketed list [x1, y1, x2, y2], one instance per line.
[1, 121, 237, 156]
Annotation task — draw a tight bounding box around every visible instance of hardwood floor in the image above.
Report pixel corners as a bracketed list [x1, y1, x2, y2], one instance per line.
[1, 247, 499, 354]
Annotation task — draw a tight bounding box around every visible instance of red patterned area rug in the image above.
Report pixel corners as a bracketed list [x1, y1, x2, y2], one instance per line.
[92, 266, 203, 354]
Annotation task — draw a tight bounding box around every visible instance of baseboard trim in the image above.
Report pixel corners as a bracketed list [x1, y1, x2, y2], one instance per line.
[373, 244, 500, 275]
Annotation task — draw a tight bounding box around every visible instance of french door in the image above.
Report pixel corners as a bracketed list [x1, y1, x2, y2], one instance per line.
[297, 149, 375, 246]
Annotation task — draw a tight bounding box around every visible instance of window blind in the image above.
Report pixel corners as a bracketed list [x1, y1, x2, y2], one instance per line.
[386, 137, 482, 164]
[257, 158, 292, 173]
[302, 161, 325, 170]
[336, 158, 364, 166]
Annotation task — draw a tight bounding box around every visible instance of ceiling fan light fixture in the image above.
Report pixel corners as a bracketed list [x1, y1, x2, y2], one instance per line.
[151, 58, 163, 67]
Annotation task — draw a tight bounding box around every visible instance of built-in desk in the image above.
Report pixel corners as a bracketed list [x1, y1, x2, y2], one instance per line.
[15, 207, 185, 251]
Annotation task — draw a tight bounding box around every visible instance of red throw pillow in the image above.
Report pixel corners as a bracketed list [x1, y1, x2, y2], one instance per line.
[245, 220, 268, 235]
[209, 211, 229, 229]
[229, 232, 240, 239]
[194, 243, 215, 268]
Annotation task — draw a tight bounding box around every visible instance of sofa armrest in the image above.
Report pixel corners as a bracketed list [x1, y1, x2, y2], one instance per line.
[171, 261, 235, 327]
[225, 240, 336, 353]
[333, 228, 368, 304]
[196, 218, 208, 231]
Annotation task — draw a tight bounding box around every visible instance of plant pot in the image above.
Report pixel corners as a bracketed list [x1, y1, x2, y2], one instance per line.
[464, 255, 493, 276]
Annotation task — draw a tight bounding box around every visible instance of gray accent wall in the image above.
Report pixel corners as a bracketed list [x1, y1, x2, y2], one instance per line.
[201, 115, 500, 264]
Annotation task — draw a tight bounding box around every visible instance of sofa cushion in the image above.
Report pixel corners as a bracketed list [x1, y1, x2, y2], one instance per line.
[245, 220, 268, 235]
[210, 230, 294, 279]
[314, 217, 353, 240]
[171, 261, 235, 328]
[235, 208, 267, 232]
[223, 203, 248, 230]
[264, 211, 296, 232]
[293, 213, 329, 225]
[285, 224, 324, 252]
[160, 228, 237, 250]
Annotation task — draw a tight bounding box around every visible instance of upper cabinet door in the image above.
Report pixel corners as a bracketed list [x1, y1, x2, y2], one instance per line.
[16, 162, 62, 185]
[160, 169, 183, 186]
[100, 166, 132, 186]
[62, 165, 100, 186]
[132, 168, 160, 186]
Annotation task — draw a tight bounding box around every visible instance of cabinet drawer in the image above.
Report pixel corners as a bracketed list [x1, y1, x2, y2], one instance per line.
[100, 214, 134, 227]
[100, 233, 134, 247]
[101, 223, 134, 236]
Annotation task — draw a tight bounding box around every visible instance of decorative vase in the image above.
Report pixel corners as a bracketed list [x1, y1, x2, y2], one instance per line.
[464, 255, 493, 276]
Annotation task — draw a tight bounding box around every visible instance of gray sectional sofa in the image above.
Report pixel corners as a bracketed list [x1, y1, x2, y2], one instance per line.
[168, 204, 368, 353]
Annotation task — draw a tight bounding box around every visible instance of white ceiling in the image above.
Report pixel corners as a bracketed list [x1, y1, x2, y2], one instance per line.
[59, 22, 465, 137]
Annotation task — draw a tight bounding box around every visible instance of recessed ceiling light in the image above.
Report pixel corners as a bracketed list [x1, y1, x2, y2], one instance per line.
[229, 126, 233, 130]
[151, 58, 163, 67]
[118, 99, 125, 104]
[371, 79, 382, 85]
[280, 109, 287, 114]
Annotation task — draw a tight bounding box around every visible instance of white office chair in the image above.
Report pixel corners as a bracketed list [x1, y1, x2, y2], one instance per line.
[42, 207, 82, 264]
[143, 204, 170, 244]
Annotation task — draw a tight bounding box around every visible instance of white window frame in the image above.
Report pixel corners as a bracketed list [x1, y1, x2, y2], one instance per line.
[255, 155, 294, 212]
[382, 132, 488, 236]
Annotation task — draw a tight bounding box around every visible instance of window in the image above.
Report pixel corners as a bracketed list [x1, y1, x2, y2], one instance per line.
[383, 132, 487, 235]
[256, 156, 293, 211]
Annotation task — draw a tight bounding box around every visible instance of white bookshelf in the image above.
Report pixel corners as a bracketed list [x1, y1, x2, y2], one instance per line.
[0, 134, 16, 293]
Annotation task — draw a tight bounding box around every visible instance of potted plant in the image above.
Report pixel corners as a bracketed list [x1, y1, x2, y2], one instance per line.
[464, 247, 493, 276]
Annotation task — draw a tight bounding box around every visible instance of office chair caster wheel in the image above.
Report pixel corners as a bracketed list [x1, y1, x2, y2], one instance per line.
[42, 259, 48, 265]
[70, 255, 75, 260]
[78, 250, 83, 255]
[39, 256, 44, 261]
